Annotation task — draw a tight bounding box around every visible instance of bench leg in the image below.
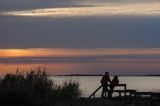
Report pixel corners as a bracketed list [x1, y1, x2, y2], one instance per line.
[124, 92, 126, 97]
[130, 92, 132, 97]
[119, 92, 121, 97]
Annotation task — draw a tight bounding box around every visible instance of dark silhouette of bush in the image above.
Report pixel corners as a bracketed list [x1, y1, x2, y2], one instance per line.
[57, 81, 81, 100]
[0, 67, 81, 106]
[0, 71, 34, 106]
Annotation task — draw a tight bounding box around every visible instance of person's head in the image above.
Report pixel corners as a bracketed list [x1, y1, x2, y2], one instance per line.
[105, 72, 109, 75]
[114, 76, 118, 79]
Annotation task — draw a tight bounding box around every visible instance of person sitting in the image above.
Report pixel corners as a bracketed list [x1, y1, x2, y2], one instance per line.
[109, 76, 119, 98]
[101, 72, 111, 98]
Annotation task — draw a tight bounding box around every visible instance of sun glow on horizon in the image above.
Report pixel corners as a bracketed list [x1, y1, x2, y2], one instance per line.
[1, 48, 160, 58]
[1, 48, 160, 75]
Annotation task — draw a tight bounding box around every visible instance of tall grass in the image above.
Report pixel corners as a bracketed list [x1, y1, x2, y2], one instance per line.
[0, 68, 81, 106]
[55, 81, 81, 101]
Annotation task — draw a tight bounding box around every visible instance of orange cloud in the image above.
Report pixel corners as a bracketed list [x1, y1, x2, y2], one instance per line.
[1, 48, 160, 58]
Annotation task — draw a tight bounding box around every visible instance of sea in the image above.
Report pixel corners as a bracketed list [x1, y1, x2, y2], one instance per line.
[50, 76, 160, 97]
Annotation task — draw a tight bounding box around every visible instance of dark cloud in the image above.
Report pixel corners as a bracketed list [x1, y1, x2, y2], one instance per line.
[1, 0, 160, 49]
[0, 16, 160, 48]
[0, 0, 158, 11]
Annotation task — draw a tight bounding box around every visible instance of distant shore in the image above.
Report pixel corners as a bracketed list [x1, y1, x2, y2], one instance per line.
[49, 74, 160, 77]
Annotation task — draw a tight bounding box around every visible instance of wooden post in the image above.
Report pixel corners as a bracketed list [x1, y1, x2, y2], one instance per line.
[88, 85, 102, 98]
[124, 84, 127, 97]
[119, 92, 121, 97]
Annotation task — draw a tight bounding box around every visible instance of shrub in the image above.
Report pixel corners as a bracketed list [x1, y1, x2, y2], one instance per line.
[60, 81, 81, 99]
[0, 68, 81, 106]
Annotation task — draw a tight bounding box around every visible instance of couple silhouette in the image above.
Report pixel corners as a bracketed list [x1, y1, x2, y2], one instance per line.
[101, 72, 119, 98]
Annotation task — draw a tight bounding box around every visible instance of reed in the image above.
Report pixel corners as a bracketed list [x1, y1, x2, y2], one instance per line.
[0, 67, 81, 106]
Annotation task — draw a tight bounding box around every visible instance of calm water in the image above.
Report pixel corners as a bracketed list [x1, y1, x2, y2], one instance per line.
[50, 76, 160, 97]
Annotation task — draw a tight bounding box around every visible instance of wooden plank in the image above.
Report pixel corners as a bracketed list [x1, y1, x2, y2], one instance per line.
[114, 89, 136, 92]
[88, 84, 127, 98]
[113, 89, 136, 97]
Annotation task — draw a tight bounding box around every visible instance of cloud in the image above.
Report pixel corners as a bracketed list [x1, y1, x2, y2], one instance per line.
[1, 0, 160, 49]
[1, 0, 160, 75]
[1, 48, 160, 75]
[1, 48, 160, 63]
[1, 2, 160, 17]
[1, 0, 160, 13]
[1, 15, 160, 49]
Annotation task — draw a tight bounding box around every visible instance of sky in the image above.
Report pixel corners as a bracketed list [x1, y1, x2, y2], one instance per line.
[1, 0, 160, 75]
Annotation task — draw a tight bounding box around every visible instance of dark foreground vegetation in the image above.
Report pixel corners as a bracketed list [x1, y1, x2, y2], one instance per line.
[0, 68, 81, 106]
[1, 69, 160, 106]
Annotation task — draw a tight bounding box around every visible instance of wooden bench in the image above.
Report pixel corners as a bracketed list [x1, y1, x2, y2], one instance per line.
[114, 89, 136, 97]
[89, 84, 128, 98]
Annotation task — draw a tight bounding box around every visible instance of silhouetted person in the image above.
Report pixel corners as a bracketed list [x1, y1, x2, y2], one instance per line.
[109, 76, 119, 98]
[101, 72, 111, 98]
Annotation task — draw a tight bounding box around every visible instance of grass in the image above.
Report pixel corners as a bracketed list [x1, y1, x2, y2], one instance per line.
[0, 67, 81, 106]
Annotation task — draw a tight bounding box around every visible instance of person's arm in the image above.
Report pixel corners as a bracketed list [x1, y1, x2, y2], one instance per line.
[100, 76, 104, 84]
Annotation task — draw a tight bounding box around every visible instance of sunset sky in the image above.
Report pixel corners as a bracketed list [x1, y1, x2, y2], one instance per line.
[1, 0, 160, 75]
